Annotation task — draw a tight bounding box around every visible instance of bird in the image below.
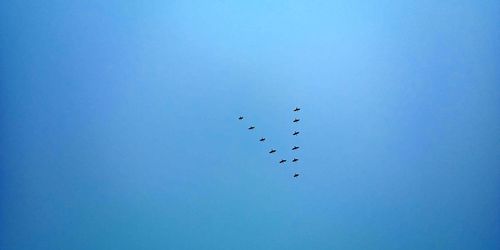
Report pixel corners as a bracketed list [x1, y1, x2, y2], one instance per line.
[294, 107, 301, 112]
[293, 118, 300, 123]
[279, 159, 287, 164]
[292, 158, 299, 162]
[259, 138, 266, 142]
[292, 146, 300, 150]
[238, 116, 244, 120]
[269, 149, 276, 154]
[293, 131, 300, 135]
[248, 126, 255, 130]
[293, 173, 300, 178]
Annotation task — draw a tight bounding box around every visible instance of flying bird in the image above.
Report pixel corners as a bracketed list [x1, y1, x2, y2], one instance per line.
[292, 146, 300, 150]
[269, 149, 276, 154]
[293, 118, 300, 123]
[293, 173, 300, 178]
[279, 159, 287, 164]
[293, 131, 300, 135]
[238, 116, 244, 120]
[259, 138, 266, 142]
[294, 107, 301, 112]
[292, 158, 299, 162]
[248, 126, 255, 130]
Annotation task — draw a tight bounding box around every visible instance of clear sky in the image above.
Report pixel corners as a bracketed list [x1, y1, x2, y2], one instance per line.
[1, 1, 499, 249]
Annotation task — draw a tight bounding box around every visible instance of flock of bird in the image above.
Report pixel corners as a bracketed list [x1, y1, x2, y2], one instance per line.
[238, 107, 302, 178]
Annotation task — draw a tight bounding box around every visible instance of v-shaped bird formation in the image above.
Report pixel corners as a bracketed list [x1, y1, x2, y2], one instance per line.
[237, 107, 302, 178]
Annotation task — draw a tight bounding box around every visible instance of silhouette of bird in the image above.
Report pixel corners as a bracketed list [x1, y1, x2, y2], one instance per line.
[294, 107, 301, 112]
[293, 173, 300, 177]
[238, 116, 244, 120]
[269, 149, 276, 154]
[293, 118, 300, 123]
[292, 158, 299, 162]
[292, 146, 300, 150]
[259, 138, 266, 142]
[293, 131, 300, 135]
[279, 159, 287, 164]
[248, 126, 255, 130]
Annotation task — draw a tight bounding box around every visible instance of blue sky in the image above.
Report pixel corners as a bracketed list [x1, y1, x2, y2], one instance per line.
[1, 1, 499, 249]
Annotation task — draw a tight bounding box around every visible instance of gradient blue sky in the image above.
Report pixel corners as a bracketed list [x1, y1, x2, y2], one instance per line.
[1, 1, 499, 249]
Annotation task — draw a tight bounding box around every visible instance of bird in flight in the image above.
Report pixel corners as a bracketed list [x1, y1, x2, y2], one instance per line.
[235, 109, 306, 178]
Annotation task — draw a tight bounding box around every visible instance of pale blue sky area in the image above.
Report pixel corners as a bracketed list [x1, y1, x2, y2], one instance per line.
[1, 1, 499, 249]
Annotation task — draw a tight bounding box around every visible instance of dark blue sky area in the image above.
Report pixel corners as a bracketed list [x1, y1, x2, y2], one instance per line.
[1, 1, 499, 249]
